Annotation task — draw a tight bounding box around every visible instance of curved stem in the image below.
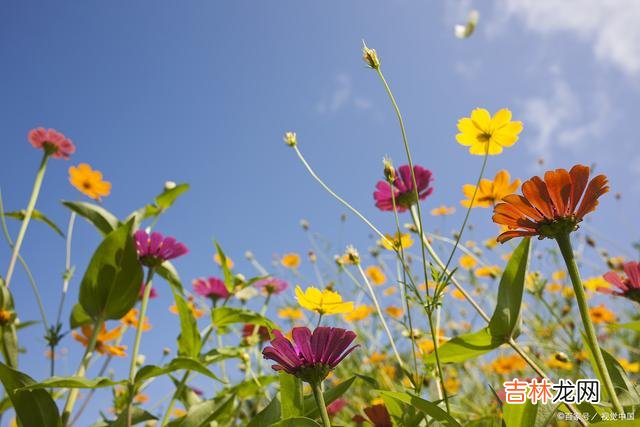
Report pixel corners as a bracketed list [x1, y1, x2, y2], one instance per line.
[311, 381, 331, 427]
[56, 212, 76, 327]
[556, 232, 623, 414]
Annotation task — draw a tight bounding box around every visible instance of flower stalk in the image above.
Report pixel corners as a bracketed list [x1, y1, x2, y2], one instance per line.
[311, 381, 331, 427]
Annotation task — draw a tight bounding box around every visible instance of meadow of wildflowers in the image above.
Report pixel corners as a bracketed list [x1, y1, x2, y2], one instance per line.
[2, 9, 640, 427]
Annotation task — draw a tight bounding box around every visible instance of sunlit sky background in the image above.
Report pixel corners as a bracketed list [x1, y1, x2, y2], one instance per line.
[1, 1, 640, 424]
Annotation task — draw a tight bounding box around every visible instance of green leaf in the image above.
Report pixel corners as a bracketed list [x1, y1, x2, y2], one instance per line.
[0, 285, 18, 368]
[212, 307, 277, 331]
[69, 303, 92, 329]
[19, 376, 125, 390]
[171, 290, 201, 358]
[248, 394, 281, 427]
[90, 407, 157, 427]
[62, 201, 119, 236]
[201, 347, 244, 364]
[226, 375, 278, 399]
[15, 320, 39, 331]
[304, 376, 357, 419]
[165, 394, 235, 427]
[134, 357, 222, 384]
[214, 241, 234, 291]
[156, 183, 190, 210]
[425, 328, 503, 364]
[0, 362, 61, 427]
[611, 321, 640, 332]
[376, 390, 462, 426]
[156, 261, 183, 293]
[78, 219, 143, 320]
[272, 418, 321, 427]
[503, 400, 538, 426]
[3, 210, 64, 237]
[279, 372, 304, 419]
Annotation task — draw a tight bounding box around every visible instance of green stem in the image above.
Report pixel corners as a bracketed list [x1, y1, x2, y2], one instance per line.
[62, 316, 103, 426]
[556, 232, 624, 413]
[56, 212, 76, 327]
[311, 381, 331, 427]
[5, 152, 49, 288]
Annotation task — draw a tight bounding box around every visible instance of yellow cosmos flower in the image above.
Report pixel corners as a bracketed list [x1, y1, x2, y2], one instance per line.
[444, 376, 461, 394]
[295, 286, 353, 315]
[490, 354, 527, 374]
[365, 265, 386, 286]
[281, 253, 301, 269]
[546, 355, 573, 371]
[68, 163, 111, 201]
[383, 287, 397, 296]
[379, 232, 413, 251]
[277, 307, 303, 320]
[459, 255, 477, 270]
[431, 205, 456, 216]
[589, 304, 616, 324]
[461, 170, 520, 208]
[368, 352, 387, 363]
[456, 108, 523, 155]
[213, 253, 234, 269]
[546, 283, 563, 293]
[552, 270, 566, 281]
[619, 358, 640, 373]
[475, 265, 501, 278]
[385, 305, 403, 318]
[483, 238, 498, 249]
[562, 287, 575, 299]
[344, 305, 374, 322]
[169, 296, 205, 319]
[583, 276, 610, 292]
[451, 289, 466, 300]
[120, 308, 151, 331]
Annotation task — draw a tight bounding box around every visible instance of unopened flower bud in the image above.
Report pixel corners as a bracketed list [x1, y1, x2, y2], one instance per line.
[163, 347, 171, 356]
[308, 251, 317, 263]
[345, 245, 360, 265]
[244, 251, 254, 260]
[164, 181, 177, 191]
[300, 219, 310, 230]
[383, 156, 395, 183]
[283, 131, 297, 147]
[362, 41, 380, 70]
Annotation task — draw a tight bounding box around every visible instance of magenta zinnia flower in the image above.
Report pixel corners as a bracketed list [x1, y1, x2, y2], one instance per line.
[28, 127, 75, 160]
[242, 324, 271, 342]
[192, 277, 230, 301]
[134, 230, 188, 267]
[262, 326, 358, 384]
[326, 398, 347, 417]
[373, 164, 434, 212]
[139, 283, 158, 299]
[255, 277, 288, 295]
[600, 261, 640, 304]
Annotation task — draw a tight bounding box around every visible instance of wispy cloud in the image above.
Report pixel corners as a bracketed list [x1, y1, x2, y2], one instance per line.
[315, 73, 372, 114]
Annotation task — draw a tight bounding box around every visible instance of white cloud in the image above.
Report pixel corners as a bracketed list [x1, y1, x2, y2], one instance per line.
[496, 0, 640, 76]
[315, 73, 372, 114]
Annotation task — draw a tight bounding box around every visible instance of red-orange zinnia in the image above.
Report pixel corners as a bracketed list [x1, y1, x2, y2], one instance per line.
[492, 165, 609, 243]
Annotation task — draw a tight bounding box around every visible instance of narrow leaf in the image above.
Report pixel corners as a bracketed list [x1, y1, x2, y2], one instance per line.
[62, 201, 119, 236]
[3, 210, 63, 237]
[377, 390, 462, 426]
[134, 357, 222, 384]
[212, 307, 277, 331]
[171, 289, 201, 358]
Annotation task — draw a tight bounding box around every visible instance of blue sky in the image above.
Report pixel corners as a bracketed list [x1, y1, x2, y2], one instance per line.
[1, 1, 639, 424]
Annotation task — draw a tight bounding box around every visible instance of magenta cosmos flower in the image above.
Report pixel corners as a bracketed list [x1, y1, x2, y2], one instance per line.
[28, 127, 75, 160]
[134, 230, 188, 267]
[255, 277, 288, 295]
[373, 164, 434, 212]
[600, 261, 640, 304]
[192, 277, 230, 301]
[262, 326, 358, 384]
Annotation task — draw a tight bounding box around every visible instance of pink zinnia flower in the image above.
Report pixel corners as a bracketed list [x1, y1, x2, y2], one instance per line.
[255, 277, 288, 295]
[192, 277, 230, 301]
[373, 164, 433, 212]
[139, 283, 158, 299]
[600, 261, 640, 304]
[363, 404, 392, 427]
[262, 326, 358, 384]
[326, 398, 347, 417]
[134, 230, 188, 267]
[28, 127, 75, 160]
[242, 324, 271, 342]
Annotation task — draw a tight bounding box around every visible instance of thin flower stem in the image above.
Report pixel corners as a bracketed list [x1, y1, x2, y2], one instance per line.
[56, 212, 76, 327]
[556, 232, 624, 414]
[5, 152, 49, 288]
[311, 381, 331, 427]
[62, 316, 103, 426]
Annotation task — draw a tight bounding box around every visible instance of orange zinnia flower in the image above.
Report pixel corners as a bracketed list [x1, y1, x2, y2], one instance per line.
[72, 324, 127, 357]
[492, 165, 609, 243]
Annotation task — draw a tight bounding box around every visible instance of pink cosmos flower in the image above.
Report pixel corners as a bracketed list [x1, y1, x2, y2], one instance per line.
[600, 261, 640, 304]
[373, 164, 434, 212]
[28, 127, 75, 160]
[192, 277, 230, 301]
[134, 230, 188, 267]
[255, 277, 288, 295]
[262, 326, 358, 384]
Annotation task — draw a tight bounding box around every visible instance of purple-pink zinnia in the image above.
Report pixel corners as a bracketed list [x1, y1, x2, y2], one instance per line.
[373, 164, 433, 212]
[192, 277, 230, 301]
[600, 261, 640, 304]
[28, 127, 76, 160]
[134, 230, 188, 267]
[262, 326, 358, 384]
[255, 277, 288, 295]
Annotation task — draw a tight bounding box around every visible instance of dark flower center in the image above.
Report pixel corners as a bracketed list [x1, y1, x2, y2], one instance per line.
[477, 132, 492, 142]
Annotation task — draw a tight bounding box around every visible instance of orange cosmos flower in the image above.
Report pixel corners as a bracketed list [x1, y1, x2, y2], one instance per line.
[72, 324, 127, 357]
[492, 165, 609, 243]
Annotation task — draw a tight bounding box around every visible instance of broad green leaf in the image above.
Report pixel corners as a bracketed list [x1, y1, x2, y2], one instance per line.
[376, 390, 462, 426]
[90, 407, 157, 427]
[488, 238, 531, 339]
[0, 362, 61, 427]
[304, 376, 356, 419]
[503, 400, 538, 426]
[156, 183, 190, 210]
[62, 201, 119, 235]
[166, 394, 235, 427]
[202, 347, 244, 364]
[212, 307, 277, 331]
[3, 210, 63, 237]
[0, 285, 18, 368]
[425, 328, 503, 364]
[69, 303, 92, 329]
[279, 372, 304, 419]
[226, 375, 278, 399]
[78, 219, 143, 320]
[272, 418, 321, 427]
[134, 357, 222, 384]
[171, 289, 201, 358]
[156, 261, 183, 293]
[19, 376, 125, 390]
[214, 241, 234, 291]
[611, 321, 640, 332]
[171, 375, 202, 409]
[248, 394, 281, 427]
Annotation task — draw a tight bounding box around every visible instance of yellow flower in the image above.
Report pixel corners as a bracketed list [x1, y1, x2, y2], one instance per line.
[383, 287, 397, 296]
[385, 306, 403, 318]
[431, 205, 456, 216]
[459, 255, 477, 270]
[295, 286, 353, 315]
[72, 324, 127, 357]
[475, 265, 501, 278]
[172, 408, 187, 418]
[589, 304, 616, 324]
[443, 376, 461, 394]
[546, 283, 563, 293]
[461, 170, 520, 208]
[281, 253, 301, 269]
[368, 352, 387, 363]
[451, 289, 466, 300]
[552, 270, 566, 281]
[619, 358, 640, 373]
[562, 287, 575, 299]
[344, 305, 374, 322]
[583, 276, 610, 292]
[169, 296, 205, 319]
[382, 365, 396, 379]
[490, 354, 527, 374]
[277, 307, 303, 320]
[456, 108, 523, 155]
[483, 238, 498, 249]
[120, 308, 151, 331]
[547, 354, 573, 371]
[68, 163, 111, 201]
[379, 232, 413, 251]
[213, 253, 234, 269]
[365, 265, 387, 286]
